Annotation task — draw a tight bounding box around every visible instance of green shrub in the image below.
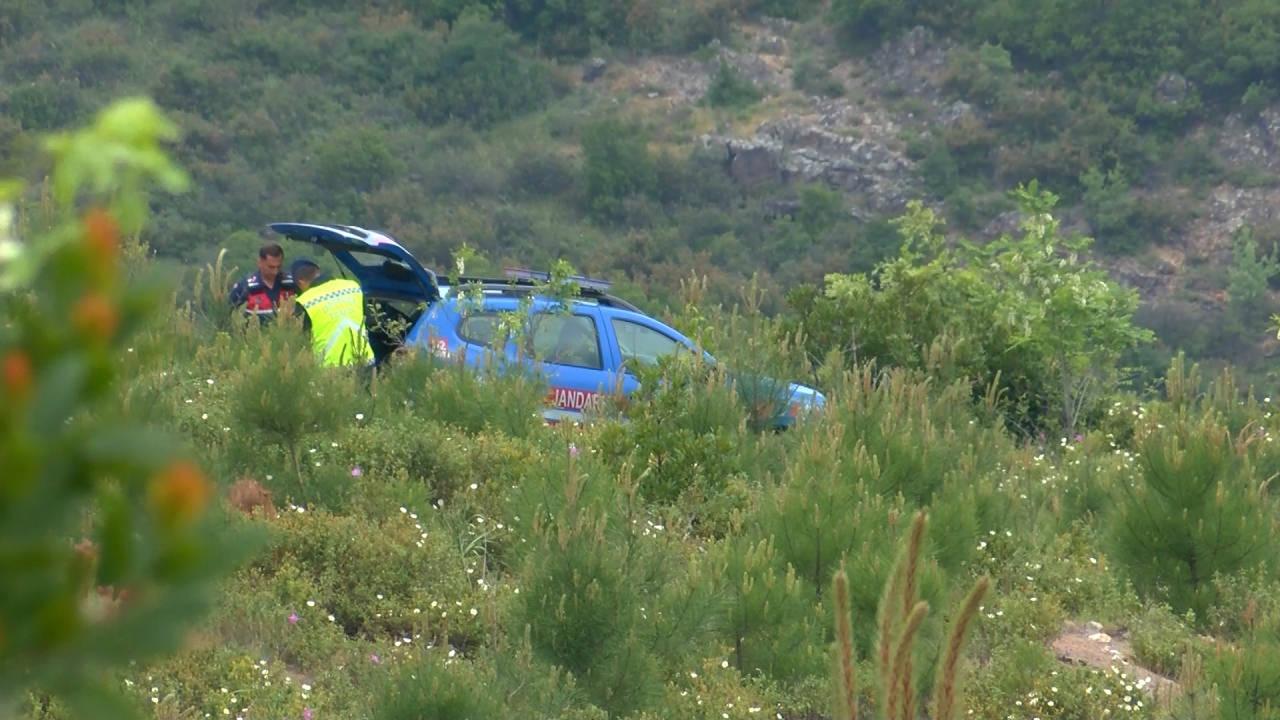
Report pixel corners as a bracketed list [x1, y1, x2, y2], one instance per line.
[65, 21, 134, 87]
[943, 43, 1016, 110]
[792, 55, 845, 97]
[797, 184, 846, 239]
[511, 465, 714, 716]
[1208, 639, 1280, 720]
[311, 125, 402, 194]
[264, 510, 482, 643]
[596, 355, 747, 506]
[372, 649, 501, 720]
[4, 80, 81, 130]
[918, 140, 961, 198]
[830, 0, 913, 49]
[731, 426, 994, 677]
[373, 350, 545, 437]
[787, 188, 1152, 437]
[625, 0, 736, 54]
[1107, 411, 1278, 621]
[508, 146, 577, 198]
[406, 11, 553, 127]
[965, 640, 1156, 719]
[828, 512, 990, 720]
[504, 0, 620, 56]
[153, 61, 243, 120]
[127, 646, 313, 720]
[817, 367, 1013, 510]
[705, 62, 762, 108]
[580, 117, 656, 222]
[1241, 81, 1276, 117]
[225, 323, 357, 497]
[744, 0, 821, 19]
[1080, 166, 1147, 255]
[1129, 604, 1197, 677]
[418, 148, 507, 199]
[1228, 225, 1280, 327]
[715, 536, 826, 682]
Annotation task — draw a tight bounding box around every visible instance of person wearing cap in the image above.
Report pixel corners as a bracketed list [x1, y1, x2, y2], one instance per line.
[229, 242, 296, 322]
[290, 258, 375, 368]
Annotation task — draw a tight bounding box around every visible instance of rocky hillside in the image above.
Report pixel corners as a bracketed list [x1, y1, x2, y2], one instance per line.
[578, 17, 1280, 379]
[604, 21, 1278, 299]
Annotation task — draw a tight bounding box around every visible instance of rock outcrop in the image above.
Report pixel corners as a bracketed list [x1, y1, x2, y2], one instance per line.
[704, 111, 917, 213]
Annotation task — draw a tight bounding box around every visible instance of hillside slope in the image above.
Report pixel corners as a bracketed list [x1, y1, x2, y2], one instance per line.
[3, 0, 1280, 380]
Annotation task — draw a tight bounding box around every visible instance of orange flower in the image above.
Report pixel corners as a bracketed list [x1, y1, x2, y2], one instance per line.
[73, 293, 119, 343]
[148, 460, 212, 528]
[2, 351, 32, 400]
[73, 537, 99, 564]
[83, 208, 120, 265]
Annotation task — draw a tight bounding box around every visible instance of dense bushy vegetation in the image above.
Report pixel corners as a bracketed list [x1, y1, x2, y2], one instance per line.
[10, 102, 1280, 720]
[27, 256, 1280, 718]
[9, 0, 1280, 710]
[833, 0, 1280, 116]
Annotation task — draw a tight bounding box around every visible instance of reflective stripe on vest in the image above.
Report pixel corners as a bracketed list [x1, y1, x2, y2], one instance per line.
[297, 279, 374, 367]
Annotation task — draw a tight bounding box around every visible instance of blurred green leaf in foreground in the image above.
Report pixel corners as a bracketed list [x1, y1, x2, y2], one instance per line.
[0, 98, 255, 719]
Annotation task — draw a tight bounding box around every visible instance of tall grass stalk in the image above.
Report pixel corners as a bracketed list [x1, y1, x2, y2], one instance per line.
[839, 510, 989, 720]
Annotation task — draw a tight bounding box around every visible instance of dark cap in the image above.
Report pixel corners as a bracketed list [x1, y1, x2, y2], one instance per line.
[290, 258, 320, 276]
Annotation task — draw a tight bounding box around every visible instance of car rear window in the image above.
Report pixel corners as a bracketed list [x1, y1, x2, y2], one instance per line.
[528, 314, 602, 370]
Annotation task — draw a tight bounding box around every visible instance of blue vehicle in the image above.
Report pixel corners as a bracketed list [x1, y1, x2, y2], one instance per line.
[269, 222, 825, 428]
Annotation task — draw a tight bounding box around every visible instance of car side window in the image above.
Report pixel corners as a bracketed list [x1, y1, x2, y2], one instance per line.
[458, 313, 503, 348]
[612, 319, 681, 368]
[529, 314, 602, 370]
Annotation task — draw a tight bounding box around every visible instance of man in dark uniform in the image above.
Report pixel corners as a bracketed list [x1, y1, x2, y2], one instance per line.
[229, 242, 296, 322]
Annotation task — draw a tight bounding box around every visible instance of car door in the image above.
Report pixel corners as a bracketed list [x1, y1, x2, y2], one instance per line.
[603, 311, 696, 398]
[524, 305, 614, 422]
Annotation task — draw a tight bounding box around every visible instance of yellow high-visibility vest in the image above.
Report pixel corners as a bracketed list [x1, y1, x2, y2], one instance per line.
[296, 278, 374, 367]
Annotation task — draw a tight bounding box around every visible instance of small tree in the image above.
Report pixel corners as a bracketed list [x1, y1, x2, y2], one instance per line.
[1227, 225, 1279, 328]
[580, 118, 656, 223]
[973, 183, 1154, 434]
[789, 183, 1152, 436]
[1109, 410, 1277, 620]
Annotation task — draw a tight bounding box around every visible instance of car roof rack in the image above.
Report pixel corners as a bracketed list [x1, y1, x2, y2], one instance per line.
[502, 267, 612, 292]
[449, 268, 642, 313]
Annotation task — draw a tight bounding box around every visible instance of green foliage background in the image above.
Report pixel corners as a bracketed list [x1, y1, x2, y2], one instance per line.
[6, 0, 1280, 380]
[9, 2, 1280, 715]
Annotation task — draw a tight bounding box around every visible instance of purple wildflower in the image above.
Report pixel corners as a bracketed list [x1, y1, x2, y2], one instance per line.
[288, 612, 299, 625]
[350, 466, 363, 478]
[568, 443, 579, 459]
[302, 709, 313, 720]
[370, 653, 381, 665]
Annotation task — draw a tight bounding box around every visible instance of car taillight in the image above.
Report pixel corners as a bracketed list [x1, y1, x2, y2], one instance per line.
[789, 399, 823, 418]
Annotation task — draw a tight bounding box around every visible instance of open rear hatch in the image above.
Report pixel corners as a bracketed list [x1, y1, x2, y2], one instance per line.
[268, 222, 439, 303]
